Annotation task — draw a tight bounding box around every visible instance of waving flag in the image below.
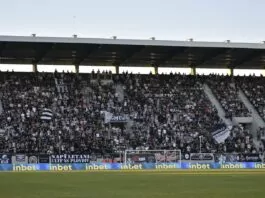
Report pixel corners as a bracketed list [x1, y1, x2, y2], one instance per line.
[212, 124, 232, 143]
[40, 108, 53, 121]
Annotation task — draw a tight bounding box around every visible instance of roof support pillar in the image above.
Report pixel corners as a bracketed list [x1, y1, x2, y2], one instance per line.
[230, 67, 234, 76]
[33, 64, 38, 73]
[75, 65, 79, 74]
[115, 65, 119, 74]
[154, 66, 158, 75]
[191, 67, 196, 75]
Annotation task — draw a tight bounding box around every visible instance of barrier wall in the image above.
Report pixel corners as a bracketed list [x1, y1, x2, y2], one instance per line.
[1, 162, 265, 172]
[2, 153, 263, 164]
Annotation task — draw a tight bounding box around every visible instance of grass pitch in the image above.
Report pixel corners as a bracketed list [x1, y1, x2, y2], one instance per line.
[0, 170, 265, 198]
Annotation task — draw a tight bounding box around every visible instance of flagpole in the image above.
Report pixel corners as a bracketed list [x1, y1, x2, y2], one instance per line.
[199, 136, 202, 154]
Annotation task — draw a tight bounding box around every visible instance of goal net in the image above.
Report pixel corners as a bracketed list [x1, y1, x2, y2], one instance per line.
[124, 150, 181, 164]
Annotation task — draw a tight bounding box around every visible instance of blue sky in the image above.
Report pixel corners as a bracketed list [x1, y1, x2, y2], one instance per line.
[0, 0, 264, 42]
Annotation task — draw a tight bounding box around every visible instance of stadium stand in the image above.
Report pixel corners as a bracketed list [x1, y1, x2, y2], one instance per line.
[0, 35, 264, 161]
[0, 71, 261, 157]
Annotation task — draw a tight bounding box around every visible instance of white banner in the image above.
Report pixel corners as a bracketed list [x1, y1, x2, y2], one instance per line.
[102, 111, 127, 123]
[102, 111, 113, 123]
[212, 124, 232, 144]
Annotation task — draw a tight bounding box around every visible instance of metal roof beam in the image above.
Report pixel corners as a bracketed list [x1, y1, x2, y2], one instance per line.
[154, 47, 188, 66]
[33, 43, 55, 64]
[229, 50, 264, 68]
[116, 46, 147, 66]
[73, 44, 102, 66]
[190, 48, 230, 67]
[0, 42, 7, 57]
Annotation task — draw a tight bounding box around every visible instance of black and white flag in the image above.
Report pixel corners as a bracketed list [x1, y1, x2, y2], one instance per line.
[212, 124, 232, 144]
[40, 108, 53, 121]
[102, 111, 113, 124]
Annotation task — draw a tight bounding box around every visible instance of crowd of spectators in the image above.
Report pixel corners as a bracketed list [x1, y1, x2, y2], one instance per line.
[239, 76, 265, 121]
[0, 71, 262, 157]
[207, 75, 251, 119]
[0, 71, 116, 155]
[118, 73, 221, 153]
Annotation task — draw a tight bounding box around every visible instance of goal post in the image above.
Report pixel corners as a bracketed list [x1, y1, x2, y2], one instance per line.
[124, 150, 181, 164]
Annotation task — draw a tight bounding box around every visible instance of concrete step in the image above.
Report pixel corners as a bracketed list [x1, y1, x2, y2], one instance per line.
[203, 83, 232, 126]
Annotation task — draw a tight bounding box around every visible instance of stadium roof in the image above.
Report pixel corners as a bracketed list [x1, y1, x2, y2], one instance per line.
[1, 35, 265, 69]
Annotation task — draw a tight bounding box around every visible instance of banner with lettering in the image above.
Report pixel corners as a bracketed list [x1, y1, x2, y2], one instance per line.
[1, 162, 265, 172]
[102, 111, 128, 123]
[110, 115, 128, 123]
[50, 154, 90, 163]
[215, 153, 262, 162]
[243, 153, 262, 162]
[189, 153, 215, 162]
